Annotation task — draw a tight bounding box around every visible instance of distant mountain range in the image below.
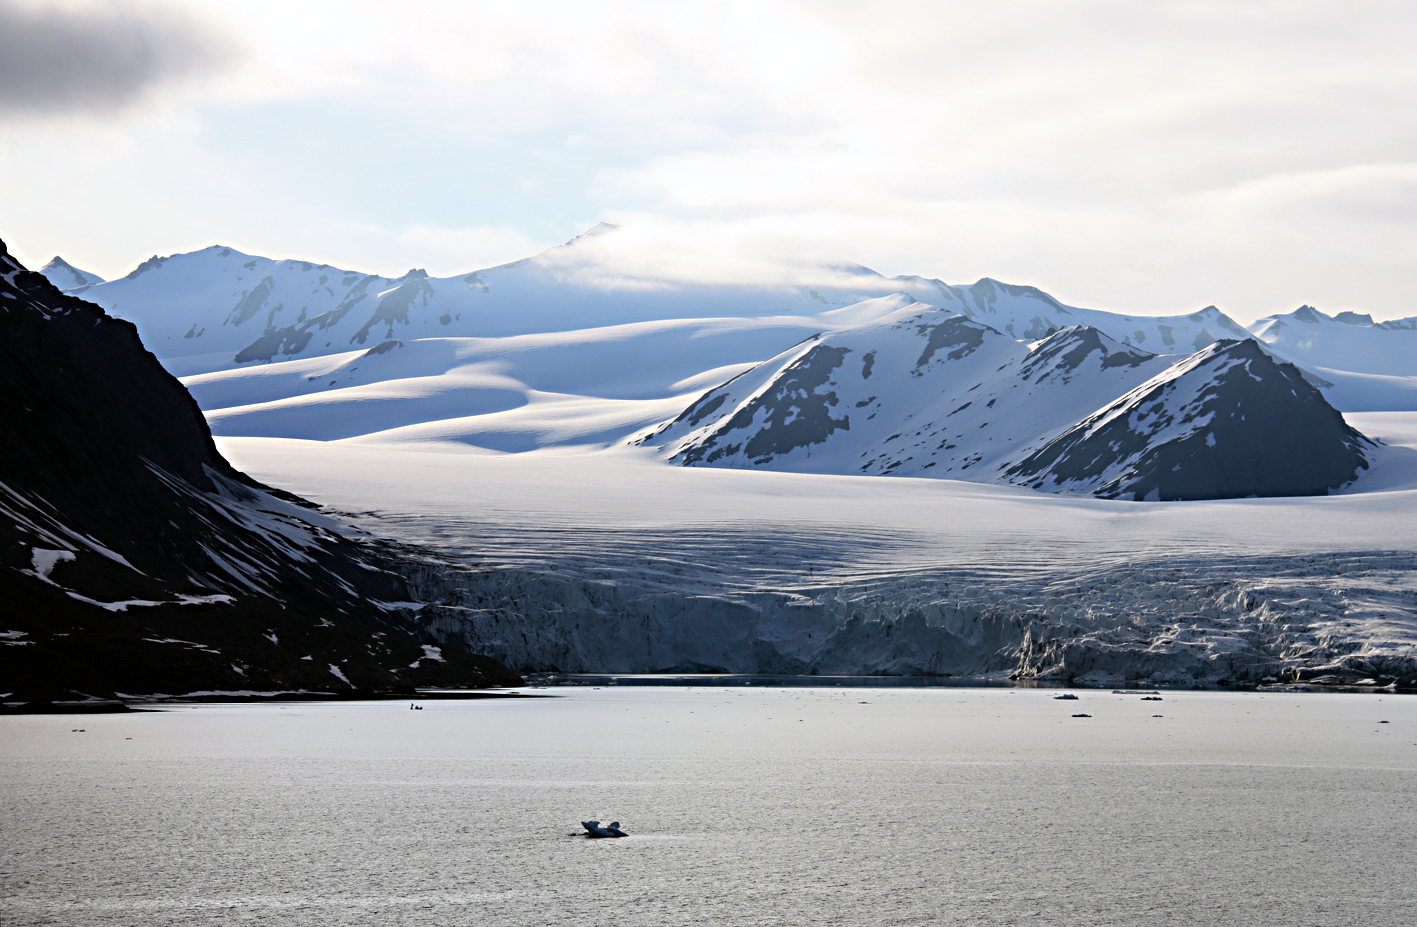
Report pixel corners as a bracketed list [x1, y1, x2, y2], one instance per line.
[1251, 304, 1417, 376]
[48, 229, 1417, 382]
[51, 226, 1253, 375]
[34, 228, 1413, 500]
[2, 240, 519, 704]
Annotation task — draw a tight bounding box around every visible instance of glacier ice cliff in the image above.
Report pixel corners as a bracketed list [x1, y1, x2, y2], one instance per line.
[372, 518, 1417, 688]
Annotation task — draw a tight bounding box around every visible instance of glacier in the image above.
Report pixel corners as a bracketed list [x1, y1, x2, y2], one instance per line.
[219, 432, 1417, 686]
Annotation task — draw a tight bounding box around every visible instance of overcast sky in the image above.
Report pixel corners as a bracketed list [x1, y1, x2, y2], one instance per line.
[2, 0, 1415, 321]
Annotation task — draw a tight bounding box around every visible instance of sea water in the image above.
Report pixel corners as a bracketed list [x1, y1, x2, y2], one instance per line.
[3, 687, 1415, 926]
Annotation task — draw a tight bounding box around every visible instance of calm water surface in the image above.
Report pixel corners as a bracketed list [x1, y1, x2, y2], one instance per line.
[3, 687, 1415, 926]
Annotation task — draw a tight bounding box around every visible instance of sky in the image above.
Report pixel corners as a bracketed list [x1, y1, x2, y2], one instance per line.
[2, 0, 1416, 323]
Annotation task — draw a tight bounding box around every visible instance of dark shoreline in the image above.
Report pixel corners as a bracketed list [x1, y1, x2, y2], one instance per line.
[0, 688, 535, 714]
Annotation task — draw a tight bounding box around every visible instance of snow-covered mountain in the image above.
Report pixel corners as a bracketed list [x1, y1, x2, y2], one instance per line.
[72, 226, 1249, 378]
[943, 283, 1251, 350]
[1003, 339, 1373, 500]
[0, 239, 518, 703]
[1250, 304, 1417, 377]
[639, 300, 1177, 480]
[39, 256, 103, 290]
[637, 308, 1374, 500]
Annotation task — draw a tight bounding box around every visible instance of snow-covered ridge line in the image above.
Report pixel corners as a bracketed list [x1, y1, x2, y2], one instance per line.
[640, 311, 1174, 478]
[1249, 304, 1417, 378]
[39, 256, 103, 291]
[67, 230, 1251, 375]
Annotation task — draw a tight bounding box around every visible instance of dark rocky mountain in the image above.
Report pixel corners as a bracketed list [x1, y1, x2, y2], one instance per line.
[1004, 339, 1374, 500]
[0, 239, 519, 705]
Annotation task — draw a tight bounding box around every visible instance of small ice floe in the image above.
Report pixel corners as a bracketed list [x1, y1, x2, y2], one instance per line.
[580, 820, 628, 838]
[1054, 693, 1079, 700]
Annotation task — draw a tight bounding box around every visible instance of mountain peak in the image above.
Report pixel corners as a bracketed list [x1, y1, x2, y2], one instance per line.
[1034, 323, 1133, 351]
[1024, 324, 1156, 375]
[1183, 305, 1251, 339]
[39, 256, 104, 290]
[563, 222, 621, 246]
